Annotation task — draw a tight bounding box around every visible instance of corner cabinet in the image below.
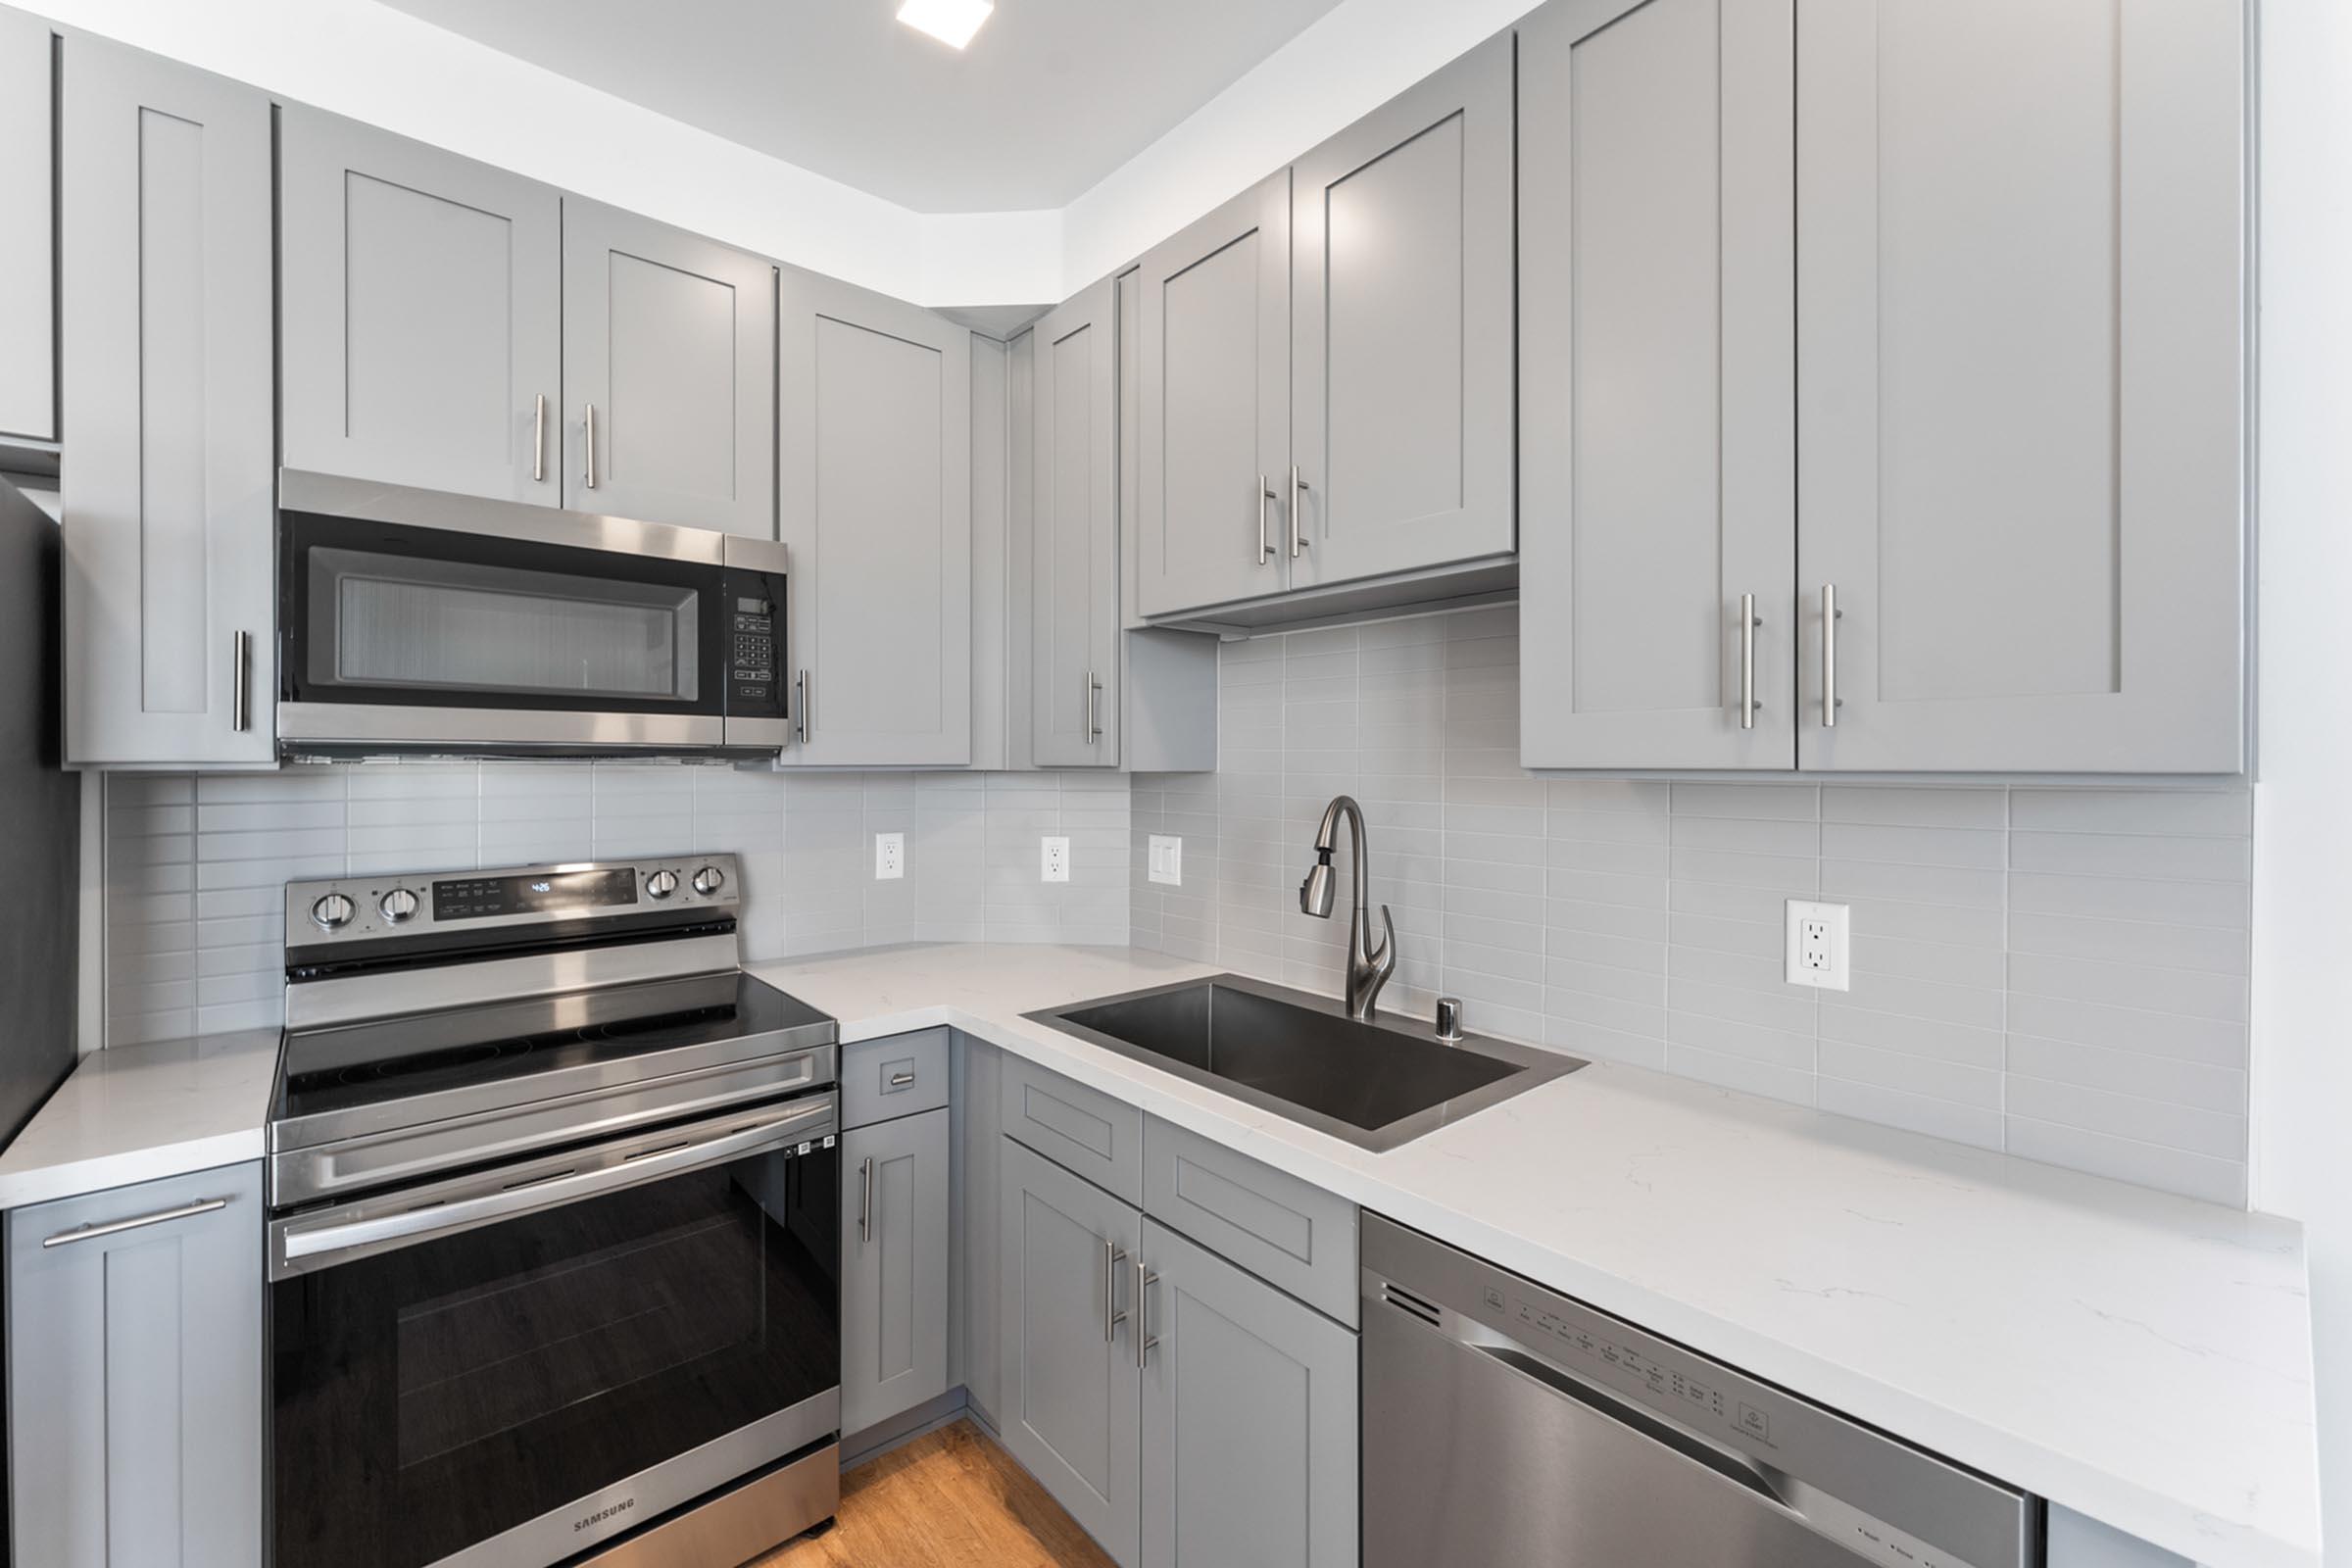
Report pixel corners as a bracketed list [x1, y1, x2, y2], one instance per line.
[1793, 0, 2246, 773]
[0, 7, 53, 445]
[777, 267, 973, 765]
[280, 107, 564, 507]
[1517, 0, 1797, 769]
[562, 199, 776, 536]
[1030, 277, 1120, 766]
[6, 1163, 264, 1568]
[1519, 0, 2248, 775]
[61, 34, 275, 767]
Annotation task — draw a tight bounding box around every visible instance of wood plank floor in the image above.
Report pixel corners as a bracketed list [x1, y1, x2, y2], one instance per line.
[756, 1420, 1116, 1568]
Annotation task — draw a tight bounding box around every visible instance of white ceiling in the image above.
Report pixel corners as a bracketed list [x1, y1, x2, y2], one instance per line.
[375, 0, 1349, 214]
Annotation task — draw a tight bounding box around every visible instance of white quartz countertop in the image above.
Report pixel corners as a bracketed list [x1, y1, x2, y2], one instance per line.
[747, 944, 2322, 1568]
[0, 947, 2316, 1567]
[0, 1028, 281, 1210]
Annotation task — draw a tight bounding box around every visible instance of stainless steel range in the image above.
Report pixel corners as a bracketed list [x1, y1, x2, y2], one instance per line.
[265, 854, 842, 1568]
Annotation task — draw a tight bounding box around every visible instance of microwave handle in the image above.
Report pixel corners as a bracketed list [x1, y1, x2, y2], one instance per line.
[270, 1095, 832, 1279]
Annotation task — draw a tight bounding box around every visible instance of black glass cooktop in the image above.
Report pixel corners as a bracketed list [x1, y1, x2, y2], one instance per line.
[277, 971, 831, 1122]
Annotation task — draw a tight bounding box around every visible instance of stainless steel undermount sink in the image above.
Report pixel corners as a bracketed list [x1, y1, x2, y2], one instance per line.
[1030, 974, 1584, 1152]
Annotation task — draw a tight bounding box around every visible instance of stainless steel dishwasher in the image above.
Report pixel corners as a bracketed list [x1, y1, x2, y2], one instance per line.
[1362, 1215, 2038, 1568]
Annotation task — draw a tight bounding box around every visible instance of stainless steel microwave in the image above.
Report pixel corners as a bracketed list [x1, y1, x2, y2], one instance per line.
[275, 470, 789, 759]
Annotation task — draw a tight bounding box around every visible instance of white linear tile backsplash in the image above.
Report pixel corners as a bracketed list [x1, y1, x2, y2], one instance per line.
[1132, 606, 2255, 1206]
[105, 763, 1129, 1048]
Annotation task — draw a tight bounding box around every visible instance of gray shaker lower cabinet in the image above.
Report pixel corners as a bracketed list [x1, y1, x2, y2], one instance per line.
[1000, 1138, 1144, 1567]
[61, 33, 275, 766]
[6, 1162, 263, 1568]
[841, 1106, 953, 1435]
[1139, 1220, 1358, 1568]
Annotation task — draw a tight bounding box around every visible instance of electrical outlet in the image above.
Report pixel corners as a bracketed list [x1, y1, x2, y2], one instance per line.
[1785, 899, 1850, 991]
[874, 832, 904, 881]
[1148, 834, 1183, 886]
[1041, 836, 1070, 883]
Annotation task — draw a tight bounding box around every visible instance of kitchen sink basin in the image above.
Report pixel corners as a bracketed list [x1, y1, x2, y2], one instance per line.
[1030, 974, 1584, 1152]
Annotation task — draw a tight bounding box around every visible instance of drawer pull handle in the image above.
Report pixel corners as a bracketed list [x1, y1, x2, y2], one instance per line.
[43, 1197, 228, 1249]
[889, 1071, 916, 1088]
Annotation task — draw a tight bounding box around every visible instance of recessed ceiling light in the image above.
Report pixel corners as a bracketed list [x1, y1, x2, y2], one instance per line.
[898, 0, 994, 50]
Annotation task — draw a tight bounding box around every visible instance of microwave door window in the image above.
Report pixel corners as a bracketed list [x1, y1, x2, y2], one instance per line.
[308, 547, 701, 704]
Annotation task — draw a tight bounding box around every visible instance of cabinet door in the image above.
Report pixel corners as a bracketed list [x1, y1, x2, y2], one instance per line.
[1518, 0, 1796, 768]
[1290, 32, 1514, 590]
[842, 1107, 952, 1435]
[1032, 278, 1119, 766]
[1000, 1138, 1142, 1567]
[61, 36, 274, 766]
[777, 268, 973, 765]
[7, 1163, 263, 1568]
[0, 7, 52, 443]
[563, 199, 776, 536]
[1136, 172, 1290, 617]
[1139, 1220, 1357, 1568]
[1796, 0, 2246, 772]
[280, 107, 562, 504]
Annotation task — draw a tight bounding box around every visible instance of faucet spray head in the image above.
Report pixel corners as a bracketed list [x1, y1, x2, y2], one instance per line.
[1299, 851, 1336, 918]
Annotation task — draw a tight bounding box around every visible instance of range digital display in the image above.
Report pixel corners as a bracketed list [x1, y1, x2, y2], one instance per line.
[431, 868, 640, 922]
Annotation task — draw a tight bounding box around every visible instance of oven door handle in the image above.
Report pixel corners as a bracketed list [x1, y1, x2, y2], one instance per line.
[270, 1095, 834, 1280]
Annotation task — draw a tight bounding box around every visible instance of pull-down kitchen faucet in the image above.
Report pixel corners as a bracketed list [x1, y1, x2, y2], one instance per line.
[1299, 795, 1396, 1021]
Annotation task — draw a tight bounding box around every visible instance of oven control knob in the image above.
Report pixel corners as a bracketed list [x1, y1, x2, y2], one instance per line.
[310, 893, 356, 930]
[692, 864, 725, 897]
[378, 888, 421, 924]
[646, 869, 680, 900]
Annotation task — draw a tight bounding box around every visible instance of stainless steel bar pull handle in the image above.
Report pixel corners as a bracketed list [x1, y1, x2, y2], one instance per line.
[1102, 1240, 1130, 1343]
[584, 403, 599, 490]
[1739, 594, 1762, 731]
[889, 1070, 916, 1088]
[1822, 583, 1841, 728]
[1086, 670, 1103, 743]
[1290, 466, 1310, 558]
[532, 393, 547, 482]
[1257, 475, 1274, 565]
[795, 670, 809, 745]
[858, 1155, 874, 1242]
[231, 631, 251, 733]
[45, 1196, 228, 1248]
[1135, 1256, 1159, 1368]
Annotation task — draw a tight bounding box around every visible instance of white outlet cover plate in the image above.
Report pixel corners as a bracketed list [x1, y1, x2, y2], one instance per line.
[1041, 836, 1070, 883]
[875, 832, 904, 880]
[1785, 899, 1850, 991]
[1148, 834, 1182, 886]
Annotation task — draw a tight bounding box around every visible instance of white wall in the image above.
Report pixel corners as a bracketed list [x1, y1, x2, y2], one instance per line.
[1056, 0, 1537, 288]
[2251, 0, 2352, 1557]
[30, 0, 1062, 306]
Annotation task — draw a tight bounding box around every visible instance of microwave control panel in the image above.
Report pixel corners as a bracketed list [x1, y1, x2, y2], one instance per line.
[722, 570, 785, 719]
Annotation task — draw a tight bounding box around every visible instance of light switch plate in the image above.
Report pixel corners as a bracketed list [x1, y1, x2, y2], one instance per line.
[1148, 834, 1182, 886]
[1785, 899, 1850, 991]
[1041, 836, 1070, 883]
[874, 832, 904, 881]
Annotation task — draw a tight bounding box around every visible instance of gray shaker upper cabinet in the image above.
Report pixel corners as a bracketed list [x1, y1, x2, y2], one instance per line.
[279, 108, 563, 506]
[62, 34, 275, 766]
[1031, 277, 1120, 767]
[1135, 171, 1292, 619]
[777, 266, 973, 765]
[1289, 31, 1515, 591]
[562, 199, 777, 537]
[1795, 0, 2247, 773]
[0, 7, 53, 445]
[1518, 0, 1797, 769]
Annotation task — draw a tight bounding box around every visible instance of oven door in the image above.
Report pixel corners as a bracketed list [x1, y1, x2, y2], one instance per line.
[274, 470, 788, 756]
[268, 1093, 840, 1568]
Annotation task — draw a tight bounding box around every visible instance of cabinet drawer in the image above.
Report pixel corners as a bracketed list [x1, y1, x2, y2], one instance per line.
[1002, 1055, 1144, 1206]
[843, 1028, 951, 1129]
[1145, 1115, 1358, 1326]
